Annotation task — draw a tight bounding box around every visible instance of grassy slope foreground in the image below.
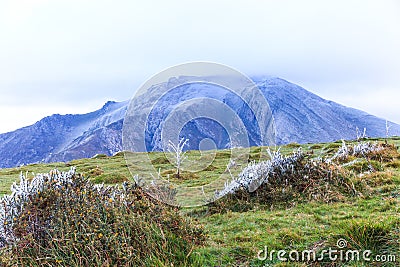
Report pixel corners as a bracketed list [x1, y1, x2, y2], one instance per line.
[0, 137, 399, 266]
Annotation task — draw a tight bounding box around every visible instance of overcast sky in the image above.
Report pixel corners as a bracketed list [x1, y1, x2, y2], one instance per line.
[0, 0, 399, 133]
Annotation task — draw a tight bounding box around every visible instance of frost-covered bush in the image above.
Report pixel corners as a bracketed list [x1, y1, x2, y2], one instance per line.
[0, 168, 205, 266]
[211, 139, 399, 213]
[215, 148, 304, 199]
[331, 140, 383, 162]
[211, 147, 355, 212]
[0, 168, 76, 247]
[353, 142, 383, 157]
[330, 140, 349, 161]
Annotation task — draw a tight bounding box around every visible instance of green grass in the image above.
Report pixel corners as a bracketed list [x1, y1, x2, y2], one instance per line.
[1, 137, 399, 266]
[190, 195, 399, 266]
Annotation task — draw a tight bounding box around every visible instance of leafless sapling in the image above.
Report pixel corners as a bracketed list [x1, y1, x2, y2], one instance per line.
[167, 138, 189, 178]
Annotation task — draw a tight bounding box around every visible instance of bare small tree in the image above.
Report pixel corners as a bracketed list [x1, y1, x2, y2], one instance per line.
[356, 126, 367, 141]
[167, 138, 189, 178]
[385, 120, 391, 144]
[226, 159, 236, 180]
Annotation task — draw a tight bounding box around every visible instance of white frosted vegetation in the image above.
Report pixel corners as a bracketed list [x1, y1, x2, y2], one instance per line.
[215, 140, 385, 200]
[167, 138, 189, 178]
[331, 140, 383, 161]
[0, 168, 76, 247]
[215, 148, 304, 199]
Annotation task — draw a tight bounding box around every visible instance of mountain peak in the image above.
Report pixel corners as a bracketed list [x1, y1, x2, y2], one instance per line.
[101, 100, 117, 110]
[0, 77, 399, 168]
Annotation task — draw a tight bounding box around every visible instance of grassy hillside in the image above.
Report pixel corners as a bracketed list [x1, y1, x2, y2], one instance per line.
[1, 137, 399, 266]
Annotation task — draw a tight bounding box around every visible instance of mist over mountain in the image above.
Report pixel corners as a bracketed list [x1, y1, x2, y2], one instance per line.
[0, 77, 398, 168]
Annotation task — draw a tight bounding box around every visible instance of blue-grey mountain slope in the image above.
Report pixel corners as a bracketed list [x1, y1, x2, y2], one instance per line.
[0, 77, 398, 168]
[256, 78, 399, 144]
[0, 101, 127, 168]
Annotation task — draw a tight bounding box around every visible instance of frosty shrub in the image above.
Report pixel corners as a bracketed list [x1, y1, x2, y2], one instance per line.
[328, 140, 400, 173]
[0, 168, 76, 247]
[331, 140, 384, 162]
[210, 139, 400, 213]
[210, 148, 354, 212]
[215, 148, 304, 199]
[0, 169, 204, 266]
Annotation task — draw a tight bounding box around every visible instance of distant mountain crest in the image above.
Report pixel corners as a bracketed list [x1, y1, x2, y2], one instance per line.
[0, 77, 398, 168]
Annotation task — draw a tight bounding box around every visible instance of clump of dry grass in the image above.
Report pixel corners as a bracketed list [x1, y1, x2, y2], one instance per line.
[368, 143, 400, 163]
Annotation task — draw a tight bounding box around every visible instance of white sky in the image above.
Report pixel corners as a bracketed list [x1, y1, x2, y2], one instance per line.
[0, 0, 399, 133]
